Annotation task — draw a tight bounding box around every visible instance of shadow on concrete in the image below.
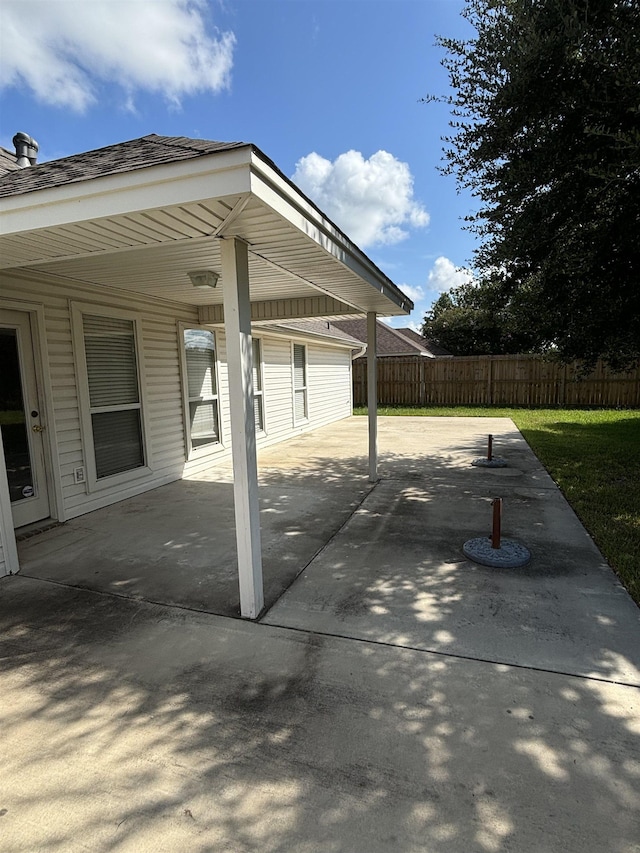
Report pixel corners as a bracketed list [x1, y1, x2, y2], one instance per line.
[261, 465, 640, 685]
[0, 576, 637, 852]
[16, 423, 532, 618]
[16, 423, 638, 688]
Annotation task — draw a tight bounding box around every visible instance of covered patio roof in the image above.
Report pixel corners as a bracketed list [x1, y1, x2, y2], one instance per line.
[0, 134, 412, 323]
[1, 133, 406, 619]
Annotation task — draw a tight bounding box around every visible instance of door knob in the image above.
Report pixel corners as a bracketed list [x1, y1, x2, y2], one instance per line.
[32, 424, 44, 433]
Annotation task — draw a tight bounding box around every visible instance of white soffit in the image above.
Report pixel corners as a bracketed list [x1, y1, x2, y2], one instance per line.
[0, 147, 412, 317]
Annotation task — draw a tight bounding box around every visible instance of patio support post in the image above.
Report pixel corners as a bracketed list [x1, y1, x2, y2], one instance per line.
[367, 311, 378, 482]
[220, 237, 264, 619]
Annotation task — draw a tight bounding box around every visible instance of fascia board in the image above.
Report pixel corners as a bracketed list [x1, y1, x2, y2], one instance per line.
[0, 147, 253, 236]
[248, 151, 413, 316]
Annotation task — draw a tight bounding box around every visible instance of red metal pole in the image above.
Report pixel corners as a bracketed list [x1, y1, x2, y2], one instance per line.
[488, 434, 493, 461]
[491, 497, 502, 549]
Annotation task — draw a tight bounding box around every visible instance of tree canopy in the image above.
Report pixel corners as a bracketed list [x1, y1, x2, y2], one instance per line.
[424, 0, 640, 369]
[422, 277, 544, 356]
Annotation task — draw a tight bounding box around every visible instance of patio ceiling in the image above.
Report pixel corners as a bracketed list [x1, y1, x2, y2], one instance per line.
[0, 142, 412, 321]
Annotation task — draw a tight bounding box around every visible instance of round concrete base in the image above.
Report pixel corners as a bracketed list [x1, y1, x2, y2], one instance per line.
[463, 536, 531, 568]
[471, 457, 509, 468]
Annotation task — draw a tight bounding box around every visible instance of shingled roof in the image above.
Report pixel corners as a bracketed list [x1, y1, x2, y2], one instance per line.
[331, 318, 451, 357]
[394, 326, 452, 357]
[0, 146, 23, 176]
[0, 132, 413, 320]
[0, 134, 247, 198]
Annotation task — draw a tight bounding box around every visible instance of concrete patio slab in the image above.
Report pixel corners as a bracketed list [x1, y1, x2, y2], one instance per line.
[264, 474, 640, 684]
[1, 576, 638, 853]
[16, 455, 373, 617]
[260, 418, 640, 686]
[5, 415, 640, 852]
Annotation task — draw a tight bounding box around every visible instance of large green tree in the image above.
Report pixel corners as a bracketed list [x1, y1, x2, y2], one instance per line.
[426, 0, 640, 370]
[422, 278, 543, 355]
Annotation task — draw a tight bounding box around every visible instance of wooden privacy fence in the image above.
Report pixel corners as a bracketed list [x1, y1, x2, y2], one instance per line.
[352, 355, 640, 408]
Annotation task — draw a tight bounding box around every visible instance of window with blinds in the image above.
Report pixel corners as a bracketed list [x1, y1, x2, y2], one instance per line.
[184, 328, 220, 450]
[82, 314, 144, 479]
[293, 343, 308, 423]
[252, 337, 264, 433]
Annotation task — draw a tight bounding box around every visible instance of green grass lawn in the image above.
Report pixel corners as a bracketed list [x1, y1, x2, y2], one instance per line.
[354, 406, 640, 605]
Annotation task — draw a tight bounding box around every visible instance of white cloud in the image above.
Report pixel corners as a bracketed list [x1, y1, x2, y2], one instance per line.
[292, 149, 429, 247]
[427, 256, 475, 293]
[0, 0, 235, 112]
[397, 283, 425, 304]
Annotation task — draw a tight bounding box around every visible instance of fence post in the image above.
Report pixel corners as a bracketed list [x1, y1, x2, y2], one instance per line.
[486, 356, 493, 405]
[560, 364, 567, 406]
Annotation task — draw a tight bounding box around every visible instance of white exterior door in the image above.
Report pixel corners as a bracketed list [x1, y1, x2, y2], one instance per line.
[0, 309, 50, 528]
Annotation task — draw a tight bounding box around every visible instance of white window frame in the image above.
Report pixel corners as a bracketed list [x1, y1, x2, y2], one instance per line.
[179, 323, 224, 460]
[252, 336, 266, 435]
[292, 342, 308, 425]
[71, 302, 151, 493]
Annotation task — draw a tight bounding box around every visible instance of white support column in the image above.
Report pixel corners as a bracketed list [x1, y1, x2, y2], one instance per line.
[367, 311, 378, 482]
[220, 237, 264, 618]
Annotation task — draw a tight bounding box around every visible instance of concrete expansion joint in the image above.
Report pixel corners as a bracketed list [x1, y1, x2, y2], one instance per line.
[259, 478, 381, 622]
[260, 620, 640, 690]
[11, 575, 639, 690]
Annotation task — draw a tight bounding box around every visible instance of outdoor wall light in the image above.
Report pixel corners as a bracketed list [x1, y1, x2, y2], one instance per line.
[188, 269, 219, 288]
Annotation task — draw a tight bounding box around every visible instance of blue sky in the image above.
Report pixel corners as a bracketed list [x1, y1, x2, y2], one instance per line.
[0, 0, 478, 329]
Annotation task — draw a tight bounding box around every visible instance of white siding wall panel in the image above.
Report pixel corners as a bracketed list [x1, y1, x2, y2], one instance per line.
[217, 332, 231, 446]
[308, 344, 352, 428]
[260, 335, 296, 444]
[1, 270, 355, 524]
[140, 315, 187, 476]
[254, 335, 352, 448]
[0, 271, 199, 519]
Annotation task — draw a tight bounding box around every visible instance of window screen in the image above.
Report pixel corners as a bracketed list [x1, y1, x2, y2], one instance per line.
[83, 314, 144, 478]
[184, 329, 220, 450]
[252, 337, 264, 432]
[293, 343, 308, 422]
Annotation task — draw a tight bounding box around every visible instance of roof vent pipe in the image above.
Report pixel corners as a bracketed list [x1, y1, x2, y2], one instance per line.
[13, 132, 39, 167]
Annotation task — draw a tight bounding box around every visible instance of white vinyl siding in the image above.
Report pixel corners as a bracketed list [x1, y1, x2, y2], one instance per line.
[307, 343, 353, 426]
[292, 343, 308, 423]
[1, 270, 196, 518]
[0, 269, 355, 527]
[183, 328, 220, 452]
[242, 334, 353, 447]
[83, 314, 144, 479]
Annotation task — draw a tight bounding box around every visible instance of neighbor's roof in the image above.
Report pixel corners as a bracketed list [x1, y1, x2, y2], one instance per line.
[0, 134, 247, 198]
[332, 318, 450, 357]
[394, 327, 452, 357]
